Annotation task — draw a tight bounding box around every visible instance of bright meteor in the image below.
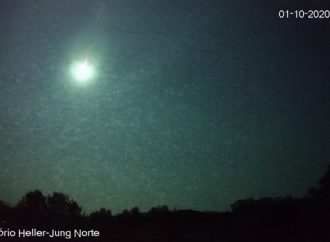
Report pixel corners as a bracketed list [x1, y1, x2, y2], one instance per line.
[71, 58, 95, 83]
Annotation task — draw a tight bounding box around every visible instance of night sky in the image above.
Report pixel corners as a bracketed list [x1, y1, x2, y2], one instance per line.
[0, 0, 329, 214]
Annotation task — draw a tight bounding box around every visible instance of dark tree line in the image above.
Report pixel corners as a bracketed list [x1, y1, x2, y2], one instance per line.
[0, 165, 330, 241]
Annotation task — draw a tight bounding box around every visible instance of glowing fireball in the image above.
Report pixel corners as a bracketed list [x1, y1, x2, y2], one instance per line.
[70, 58, 95, 83]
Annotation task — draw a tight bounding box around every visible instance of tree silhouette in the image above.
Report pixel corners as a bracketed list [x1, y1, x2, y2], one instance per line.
[230, 197, 256, 214]
[129, 206, 140, 216]
[89, 207, 112, 224]
[47, 192, 82, 218]
[305, 165, 330, 241]
[16, 190, 47, 211]
[15, 190, 47, 224]
[90, 208, 112, 218]
[308, 165, 330, 204]
[0, 200, 11, 225]
[148, 205, 170, 215]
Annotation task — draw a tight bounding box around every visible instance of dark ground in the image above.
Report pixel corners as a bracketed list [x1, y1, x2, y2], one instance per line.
[0, 165, 329, 242]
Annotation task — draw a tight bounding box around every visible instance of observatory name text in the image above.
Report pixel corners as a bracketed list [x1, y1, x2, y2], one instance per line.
[0, 228, 100, 239]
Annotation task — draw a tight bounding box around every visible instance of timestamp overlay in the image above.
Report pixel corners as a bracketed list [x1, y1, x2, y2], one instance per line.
[279, 9, 330, 19]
